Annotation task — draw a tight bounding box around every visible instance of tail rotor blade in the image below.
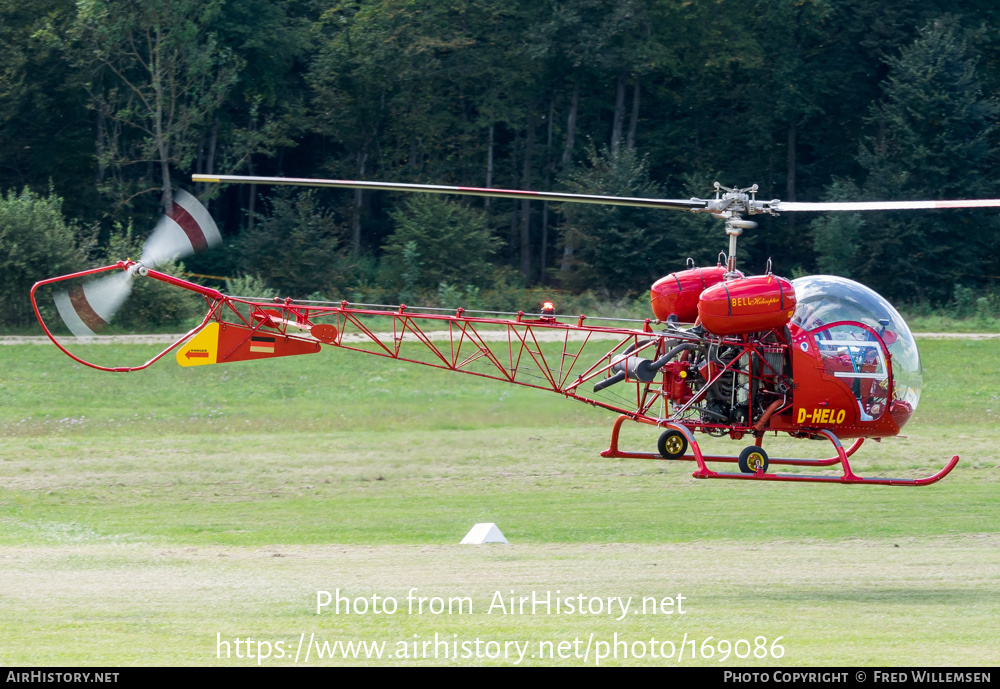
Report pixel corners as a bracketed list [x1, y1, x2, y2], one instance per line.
[53, 271, 134, 336]
[51, 189, 219, 337]
[141, 189, 222, 268]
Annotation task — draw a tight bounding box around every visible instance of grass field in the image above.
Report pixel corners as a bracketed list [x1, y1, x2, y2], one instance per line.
[1, 338, 998, 666]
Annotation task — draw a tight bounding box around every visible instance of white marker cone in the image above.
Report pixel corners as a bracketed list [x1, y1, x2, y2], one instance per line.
[460, 523, 508, 544]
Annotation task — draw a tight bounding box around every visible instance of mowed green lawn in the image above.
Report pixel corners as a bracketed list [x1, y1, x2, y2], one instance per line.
[0, 338, 998, 666]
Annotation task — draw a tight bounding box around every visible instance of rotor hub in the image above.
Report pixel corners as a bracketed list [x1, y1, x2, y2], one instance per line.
[700, 182, 779, 217]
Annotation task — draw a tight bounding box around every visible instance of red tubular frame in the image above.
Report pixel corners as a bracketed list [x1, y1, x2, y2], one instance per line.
[30, 264, 958, 486]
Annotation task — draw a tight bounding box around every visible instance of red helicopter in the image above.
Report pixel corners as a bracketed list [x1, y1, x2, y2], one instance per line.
[33, 176, 992, 487]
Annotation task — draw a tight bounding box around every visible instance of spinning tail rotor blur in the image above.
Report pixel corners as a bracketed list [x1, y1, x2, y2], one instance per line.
[53, 190, 221, 337]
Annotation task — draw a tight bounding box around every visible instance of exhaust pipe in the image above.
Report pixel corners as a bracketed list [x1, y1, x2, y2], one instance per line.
[593, 343, 697, 392]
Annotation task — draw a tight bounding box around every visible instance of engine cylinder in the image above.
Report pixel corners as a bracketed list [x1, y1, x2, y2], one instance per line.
[697, 275, 797, 336]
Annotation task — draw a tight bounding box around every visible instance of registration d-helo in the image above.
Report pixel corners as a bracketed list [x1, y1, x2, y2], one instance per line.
[33, 175, 988, 486]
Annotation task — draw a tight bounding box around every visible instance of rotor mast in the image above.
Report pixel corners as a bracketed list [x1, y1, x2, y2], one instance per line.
[699, 183, 767, 278]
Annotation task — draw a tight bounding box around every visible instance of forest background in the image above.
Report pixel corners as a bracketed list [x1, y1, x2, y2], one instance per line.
[3, 0, 1000, 330]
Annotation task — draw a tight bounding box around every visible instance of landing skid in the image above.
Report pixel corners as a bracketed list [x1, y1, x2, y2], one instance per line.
[601, 414, 857, 466]
[601, 415, 958, 486]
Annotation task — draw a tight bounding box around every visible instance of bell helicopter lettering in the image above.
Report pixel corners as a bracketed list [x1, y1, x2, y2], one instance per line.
[32, 176, 988, 486]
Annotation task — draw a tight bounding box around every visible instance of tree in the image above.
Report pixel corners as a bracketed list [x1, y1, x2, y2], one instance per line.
[0, 187, 93, 327]
[308, 0, 400, 257]
[73, 0, 242, 212]
[381, 195, 498, 297]
[237, 190, 348, 298]
[842, 19, 998, 301]
[309, 0, 537, 259]
[0, 0, 100, 220]
[557, 146, 676, 294]
[196, 0, 312, 214]
[813, 217, 864, 278]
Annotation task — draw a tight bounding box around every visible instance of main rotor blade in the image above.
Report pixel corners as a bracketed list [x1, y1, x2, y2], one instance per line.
[774, 199, 1000, 212]
[193, 174, 708, 212]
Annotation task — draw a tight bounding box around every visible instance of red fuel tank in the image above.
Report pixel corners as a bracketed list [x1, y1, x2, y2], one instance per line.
[697, 275, 797, 336]
[650, 265, 728, 322]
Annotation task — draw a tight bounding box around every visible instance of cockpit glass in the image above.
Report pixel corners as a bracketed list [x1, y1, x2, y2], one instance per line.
[812, 323, 890, 421]
[790, 275, 921, 413]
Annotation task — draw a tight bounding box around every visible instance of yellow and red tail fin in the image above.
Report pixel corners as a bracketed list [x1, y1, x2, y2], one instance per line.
[176, 322, 321, 367]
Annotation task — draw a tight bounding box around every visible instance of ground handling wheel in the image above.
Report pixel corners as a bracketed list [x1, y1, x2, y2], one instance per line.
[738, 446, 769, 474]
[657, 429, 688, 460]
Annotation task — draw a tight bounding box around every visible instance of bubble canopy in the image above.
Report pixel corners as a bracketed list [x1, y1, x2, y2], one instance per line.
[790, 275, 921, 414]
